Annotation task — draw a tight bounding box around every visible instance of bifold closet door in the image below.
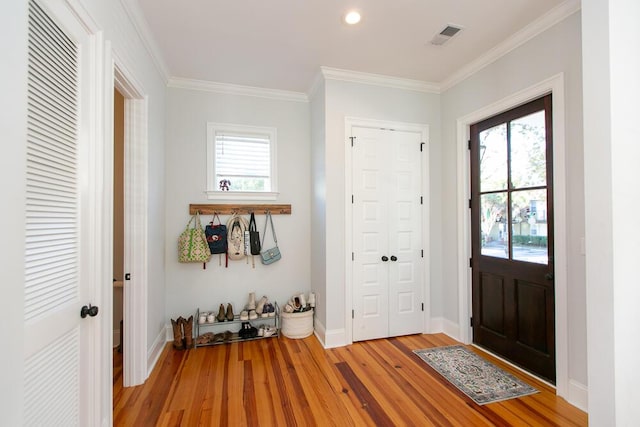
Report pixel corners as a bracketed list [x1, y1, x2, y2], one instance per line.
[352, 126, 424, 342]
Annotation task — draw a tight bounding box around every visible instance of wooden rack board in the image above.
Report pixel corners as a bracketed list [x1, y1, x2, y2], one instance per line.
[189, 204, 292, 215]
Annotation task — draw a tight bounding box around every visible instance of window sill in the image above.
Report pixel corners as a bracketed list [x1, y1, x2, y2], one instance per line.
[204, 191, 279, 201]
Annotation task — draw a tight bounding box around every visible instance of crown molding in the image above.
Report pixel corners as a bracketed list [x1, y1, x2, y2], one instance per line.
[167, 77, 309, 102]
[440, 0, 581, 92]
[119, 0, 171, 84]
[320, 66, 440, 94]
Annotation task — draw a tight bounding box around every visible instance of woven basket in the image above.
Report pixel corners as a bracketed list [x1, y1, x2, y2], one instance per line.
[281, 309, 314, 339]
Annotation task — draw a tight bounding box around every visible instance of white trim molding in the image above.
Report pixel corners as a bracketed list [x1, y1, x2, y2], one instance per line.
[456, 73, 569, 399]
[321, 66, 440, 94]
[168, 77, 309, 103]
[441, 0, 581, 91]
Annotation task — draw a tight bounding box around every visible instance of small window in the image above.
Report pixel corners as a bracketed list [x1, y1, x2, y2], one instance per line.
[206, 123, 278, 200]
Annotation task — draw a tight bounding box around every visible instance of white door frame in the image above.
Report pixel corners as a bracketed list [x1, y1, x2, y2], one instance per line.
[113, 56, 149, 387]
[455, 73, 568, 397]
[344, 117, 430, 345]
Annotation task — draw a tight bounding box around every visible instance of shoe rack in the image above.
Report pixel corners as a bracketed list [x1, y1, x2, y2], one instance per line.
[194, 303, 280, 346]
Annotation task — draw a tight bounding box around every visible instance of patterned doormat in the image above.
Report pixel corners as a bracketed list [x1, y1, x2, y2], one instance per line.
[413, 345, 538, 405]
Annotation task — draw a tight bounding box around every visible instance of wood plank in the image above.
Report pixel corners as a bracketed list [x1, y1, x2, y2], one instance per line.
[189, 204, 292, 216]
[113, 334, 587, 426]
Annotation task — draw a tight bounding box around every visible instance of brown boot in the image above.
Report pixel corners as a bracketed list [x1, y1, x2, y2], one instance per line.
[171, 318, 184, 350]
[216, 304, 226, 322]
[226, 303, 234, 321]
[182, 316, 194, 349]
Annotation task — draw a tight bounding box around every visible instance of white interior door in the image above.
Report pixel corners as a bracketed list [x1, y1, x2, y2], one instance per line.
[23, 1, 103, 424]
[352, 126, 424, 341]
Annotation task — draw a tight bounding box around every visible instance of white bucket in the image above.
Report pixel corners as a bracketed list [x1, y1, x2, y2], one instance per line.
[281, 309, 313, 339]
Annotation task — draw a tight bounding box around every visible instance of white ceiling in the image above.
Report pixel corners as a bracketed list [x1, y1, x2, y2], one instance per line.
[135, 0, 569, 94]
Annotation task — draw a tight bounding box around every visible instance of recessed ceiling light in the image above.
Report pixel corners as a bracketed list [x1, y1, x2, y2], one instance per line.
[345, 11, 361, 25]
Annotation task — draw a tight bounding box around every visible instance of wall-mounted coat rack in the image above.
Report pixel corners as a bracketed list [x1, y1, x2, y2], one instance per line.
[189, 204, 292, 215]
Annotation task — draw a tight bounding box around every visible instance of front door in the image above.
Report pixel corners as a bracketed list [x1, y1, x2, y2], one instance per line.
[351, 125, 424, 341]
[470, 95, 555, 382]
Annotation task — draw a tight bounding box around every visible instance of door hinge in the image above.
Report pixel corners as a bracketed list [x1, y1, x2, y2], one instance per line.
[352, 309, 355, 319]
[470, 317, 473, 327]
[352, 194, 354, 204]
[421, 249, 424, 258]
[352, 252, 354, 261]
[468, 139, 471, 150]
[349, 136, 356, 147]
[420, 142, 425, 152]
[469, 258, 473, 268]
[125, 273, 131, 281]
[420, 196, 423, 205]
[468, 198, 472, 209]
[421, 303, 424, 312]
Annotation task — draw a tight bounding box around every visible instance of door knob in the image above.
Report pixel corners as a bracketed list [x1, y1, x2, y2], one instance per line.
[390, 255, 398, 261]
[80, 304, 99, 318]
[381, 256, 389, 262]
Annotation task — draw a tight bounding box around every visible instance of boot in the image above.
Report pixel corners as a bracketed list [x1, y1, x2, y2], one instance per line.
[182, 316, 194, 349]
[256, 295, 268, 315]
[171, 318, 184, 350]
[247, 292, 256, 310]
[226, 303, 234, 321]
[216, 304, 226, 322]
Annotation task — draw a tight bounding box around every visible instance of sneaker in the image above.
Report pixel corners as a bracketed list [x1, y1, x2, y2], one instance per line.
[263, 326, 277, 337]
[257, 325, 264, 337]
[249, 310, 258, 320]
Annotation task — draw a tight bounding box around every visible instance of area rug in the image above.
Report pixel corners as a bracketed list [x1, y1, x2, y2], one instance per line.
[413, 345, 538, 405]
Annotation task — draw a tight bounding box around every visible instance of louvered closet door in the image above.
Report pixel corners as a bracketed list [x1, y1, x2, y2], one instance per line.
[23, 1, 95, 424]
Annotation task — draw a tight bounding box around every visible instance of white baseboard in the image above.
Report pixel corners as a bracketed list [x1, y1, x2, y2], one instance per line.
[430, 316, 461, 341]
[313, 317, 347, 348]
[147, 327, 167, 378]
[567, 379, 588, 412]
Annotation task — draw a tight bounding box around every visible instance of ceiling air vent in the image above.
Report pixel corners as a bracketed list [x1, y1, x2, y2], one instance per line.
[430, 24, 463, 46]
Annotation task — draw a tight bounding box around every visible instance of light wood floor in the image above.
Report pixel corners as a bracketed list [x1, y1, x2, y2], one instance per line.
[113, 333, 587, 426]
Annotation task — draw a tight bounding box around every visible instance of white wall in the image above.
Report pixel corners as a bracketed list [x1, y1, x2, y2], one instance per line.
[440, 10, 586, 391]
[164, 88, 311, 321]
[582, 0, 640, 424]
[0, 1, 28, 423]
[310, 80, 328, 330]
[320, 79, 441, 341]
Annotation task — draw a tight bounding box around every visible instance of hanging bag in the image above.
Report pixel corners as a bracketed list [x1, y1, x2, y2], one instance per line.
[178, 212, 211, 263]
[205, 214, 228, 267]
[249, 212, 261, 255]
[260, 211, 281, 265]
[226, 214, 249, 261]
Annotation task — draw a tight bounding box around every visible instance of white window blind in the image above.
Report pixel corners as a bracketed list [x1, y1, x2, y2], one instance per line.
[206, 123, 278, 199]
[215, 133, 271, 191]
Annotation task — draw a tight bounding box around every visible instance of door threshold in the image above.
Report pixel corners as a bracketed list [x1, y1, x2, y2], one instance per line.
[471, 344, 556, 390]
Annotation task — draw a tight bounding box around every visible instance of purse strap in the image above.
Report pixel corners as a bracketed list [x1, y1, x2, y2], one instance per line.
[249, 212, 257, 232]
[211, 213, 222, 226]
[261, 211, 278, 246]
[187, 212, 203, 230]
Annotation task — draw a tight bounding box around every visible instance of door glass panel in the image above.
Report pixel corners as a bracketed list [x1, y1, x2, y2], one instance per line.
[510, 111, 546, 189]
[479, 123, 508, 192]
[511, 189, 548, 264]
[480, 192, 508, 259]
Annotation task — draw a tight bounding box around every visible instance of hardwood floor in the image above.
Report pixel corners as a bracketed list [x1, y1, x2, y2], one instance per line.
[113, 333, 587, 426]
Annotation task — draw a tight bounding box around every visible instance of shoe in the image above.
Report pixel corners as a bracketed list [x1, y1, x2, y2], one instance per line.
[284, 303, 294, 313]
[256, 295, 268, 315]
[249, 309, 258, 320]
[182, 316, 194, 349]
[308, 292, 316, 308]
[216, 304, 226, 322]
[171, 318, 184, 350]
[292, 297, 301, 310]
[223, 330, 233, 342]
[263, 326, 277, 338]
[248, 292, 256, 310]
[240, 310, 249, 321]
[298, 293, 306, 308]
[257, 325, 264, 337]
[263, 302, 274, 317]
[226, 303, 234, 321]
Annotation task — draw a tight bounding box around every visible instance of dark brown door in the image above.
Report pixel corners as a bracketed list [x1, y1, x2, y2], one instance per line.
[470, 94, 555, 383]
